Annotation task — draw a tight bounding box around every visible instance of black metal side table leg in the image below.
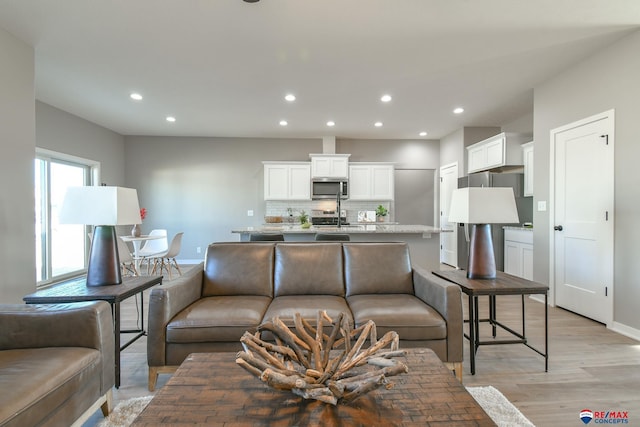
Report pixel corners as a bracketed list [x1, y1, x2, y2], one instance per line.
[545, 292, 549, 372]
[467, 294, 475, 375]
[113, 302, 121, 389]
[490, 295, 497, 337]
[469, 295, 479, 375]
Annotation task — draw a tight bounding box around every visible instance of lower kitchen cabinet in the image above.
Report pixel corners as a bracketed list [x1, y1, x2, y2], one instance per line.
[504, 228, 533, 280]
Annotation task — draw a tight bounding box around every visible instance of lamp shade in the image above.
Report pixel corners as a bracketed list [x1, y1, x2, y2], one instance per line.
[58, 186, 141, 286]
[448, 187, 519, 224]
[59, 186, 141, 226]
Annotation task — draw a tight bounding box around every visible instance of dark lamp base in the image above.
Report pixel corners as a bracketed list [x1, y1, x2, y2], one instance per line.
[467, 223, 497, 280]
[87, 225, 122, 286]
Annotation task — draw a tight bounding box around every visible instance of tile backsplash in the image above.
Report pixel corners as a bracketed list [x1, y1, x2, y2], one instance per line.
[266, 200, 392, 224]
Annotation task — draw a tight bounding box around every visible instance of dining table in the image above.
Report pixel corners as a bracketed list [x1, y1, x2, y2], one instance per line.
[120, 234, 164, 270]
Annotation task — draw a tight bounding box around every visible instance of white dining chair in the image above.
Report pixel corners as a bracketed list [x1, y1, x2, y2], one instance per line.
[116, 236, 138, 277]
[138, 229, 168, 274]
[150, 232, 184, 279]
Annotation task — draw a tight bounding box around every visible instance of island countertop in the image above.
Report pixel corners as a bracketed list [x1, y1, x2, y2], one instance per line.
[231, 224, 448, 236]
[230, 224, 448, 271]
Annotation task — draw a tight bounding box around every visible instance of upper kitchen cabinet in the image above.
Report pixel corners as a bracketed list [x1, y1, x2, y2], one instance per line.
[310, 154, 350, 178]
[467, 132, 530, 174]
[263, 162, 311, 200]
[521, 142, 534, 197]
[349, 163, 394, 200]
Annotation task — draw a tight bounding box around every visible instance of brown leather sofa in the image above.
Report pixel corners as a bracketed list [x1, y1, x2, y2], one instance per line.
[0, 301, 114, 427]
[148, 242, 463, 390]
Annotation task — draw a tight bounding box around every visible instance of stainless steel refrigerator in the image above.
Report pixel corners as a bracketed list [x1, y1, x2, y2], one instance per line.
[456, 171, 533, 271]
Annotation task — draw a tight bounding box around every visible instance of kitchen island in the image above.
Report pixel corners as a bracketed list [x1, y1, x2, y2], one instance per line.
[231, 224, 448, 271]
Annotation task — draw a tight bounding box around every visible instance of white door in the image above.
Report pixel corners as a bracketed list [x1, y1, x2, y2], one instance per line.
[552, 111, 614, 325]
[439, 163, 458, 266]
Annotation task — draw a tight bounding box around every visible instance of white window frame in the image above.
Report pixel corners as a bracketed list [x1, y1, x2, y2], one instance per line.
[35, 148, 101, 287]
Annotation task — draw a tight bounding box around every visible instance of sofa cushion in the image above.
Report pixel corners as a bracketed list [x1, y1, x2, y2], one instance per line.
[262, 295, 353, 328]
[203, 243, 274, 297]
[344, 243, 414, 296]
[166, 296, 272, 342]
[347, 294, 447, 341]
[274, 244, 345, 297]
[0, 347, 101, 427]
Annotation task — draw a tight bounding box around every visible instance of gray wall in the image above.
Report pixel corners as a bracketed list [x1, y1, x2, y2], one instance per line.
[439, 128, 464, 174]
[338, 138, 440, 169]
[123, 137, 442, 261]
[123, 136, 321, 260]
[0, 28, 35, 303]
[533, 29, 640, 331]
[502, 112, 534, 135]
[36, 102, 126, 186]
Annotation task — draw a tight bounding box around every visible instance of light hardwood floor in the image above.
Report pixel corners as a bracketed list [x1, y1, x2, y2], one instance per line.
[84, 271, 640, 426]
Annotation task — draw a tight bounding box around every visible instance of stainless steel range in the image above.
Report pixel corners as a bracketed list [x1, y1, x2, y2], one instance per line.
[311, 210, 348, 226]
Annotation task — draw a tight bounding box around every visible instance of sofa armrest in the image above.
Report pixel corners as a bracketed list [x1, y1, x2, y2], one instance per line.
[0, 301, 115, 394]
[412, 267, 463, 363]
[147, 262, 204, 367]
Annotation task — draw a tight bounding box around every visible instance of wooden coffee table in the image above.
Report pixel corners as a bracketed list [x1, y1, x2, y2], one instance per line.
[133, 349, 495, 426]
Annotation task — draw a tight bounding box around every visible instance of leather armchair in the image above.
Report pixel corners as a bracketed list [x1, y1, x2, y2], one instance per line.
[0, 301, 114, 427]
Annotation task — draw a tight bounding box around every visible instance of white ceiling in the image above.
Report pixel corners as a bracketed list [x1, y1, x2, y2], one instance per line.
[1, 1, 639, 140]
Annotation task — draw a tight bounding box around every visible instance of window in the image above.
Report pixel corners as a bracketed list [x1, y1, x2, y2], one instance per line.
[35, 149, 99, 286]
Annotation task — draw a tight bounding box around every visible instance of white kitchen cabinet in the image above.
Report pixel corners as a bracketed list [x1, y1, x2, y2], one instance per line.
[348, 163, 394, 200]
[522, 142, 534, 197]
[467, 132, 529, 173]
[263, 162, 311, 200]
[310, 154, 350, 178]
[504, 228, 533, 280]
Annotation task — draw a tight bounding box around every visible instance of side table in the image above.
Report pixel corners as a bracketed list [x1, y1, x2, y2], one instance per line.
[433, 269, 548, 375]
[23, 275, 162, 388]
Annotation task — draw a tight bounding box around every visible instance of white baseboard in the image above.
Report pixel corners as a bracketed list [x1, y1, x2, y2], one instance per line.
[610, 322, 640, 342]
[526, 296, 639, 341]
[177, 258, 203, 265]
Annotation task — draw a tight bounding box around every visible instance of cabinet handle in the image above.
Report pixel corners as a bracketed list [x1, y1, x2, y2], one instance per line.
[554, 225, 563, 231]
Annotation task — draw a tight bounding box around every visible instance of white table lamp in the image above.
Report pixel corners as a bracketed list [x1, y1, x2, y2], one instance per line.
[448, 187, 519, 279]
[59, 186, 141, 286]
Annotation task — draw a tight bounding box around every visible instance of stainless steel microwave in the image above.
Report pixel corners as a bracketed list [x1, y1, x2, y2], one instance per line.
[311, 179, 348, 200]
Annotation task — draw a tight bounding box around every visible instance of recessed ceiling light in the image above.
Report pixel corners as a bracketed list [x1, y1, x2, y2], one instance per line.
[284, 94, 296, 102]
[380, 94, 392, 103]
[130, 93, 142, 101]
[453, 107, 465, 114]
[419, 131, 428, 137]
[166, 116, 176, 122]
[374, 122, 383, 127]
[326, 121, 335, 127]
[279, 120, 288, 126]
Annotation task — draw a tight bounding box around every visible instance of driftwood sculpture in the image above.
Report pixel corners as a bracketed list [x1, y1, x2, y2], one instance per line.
[236, 311, 408, 405]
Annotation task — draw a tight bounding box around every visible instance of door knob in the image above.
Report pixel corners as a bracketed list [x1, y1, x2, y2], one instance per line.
[554, 225, 563, 231]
